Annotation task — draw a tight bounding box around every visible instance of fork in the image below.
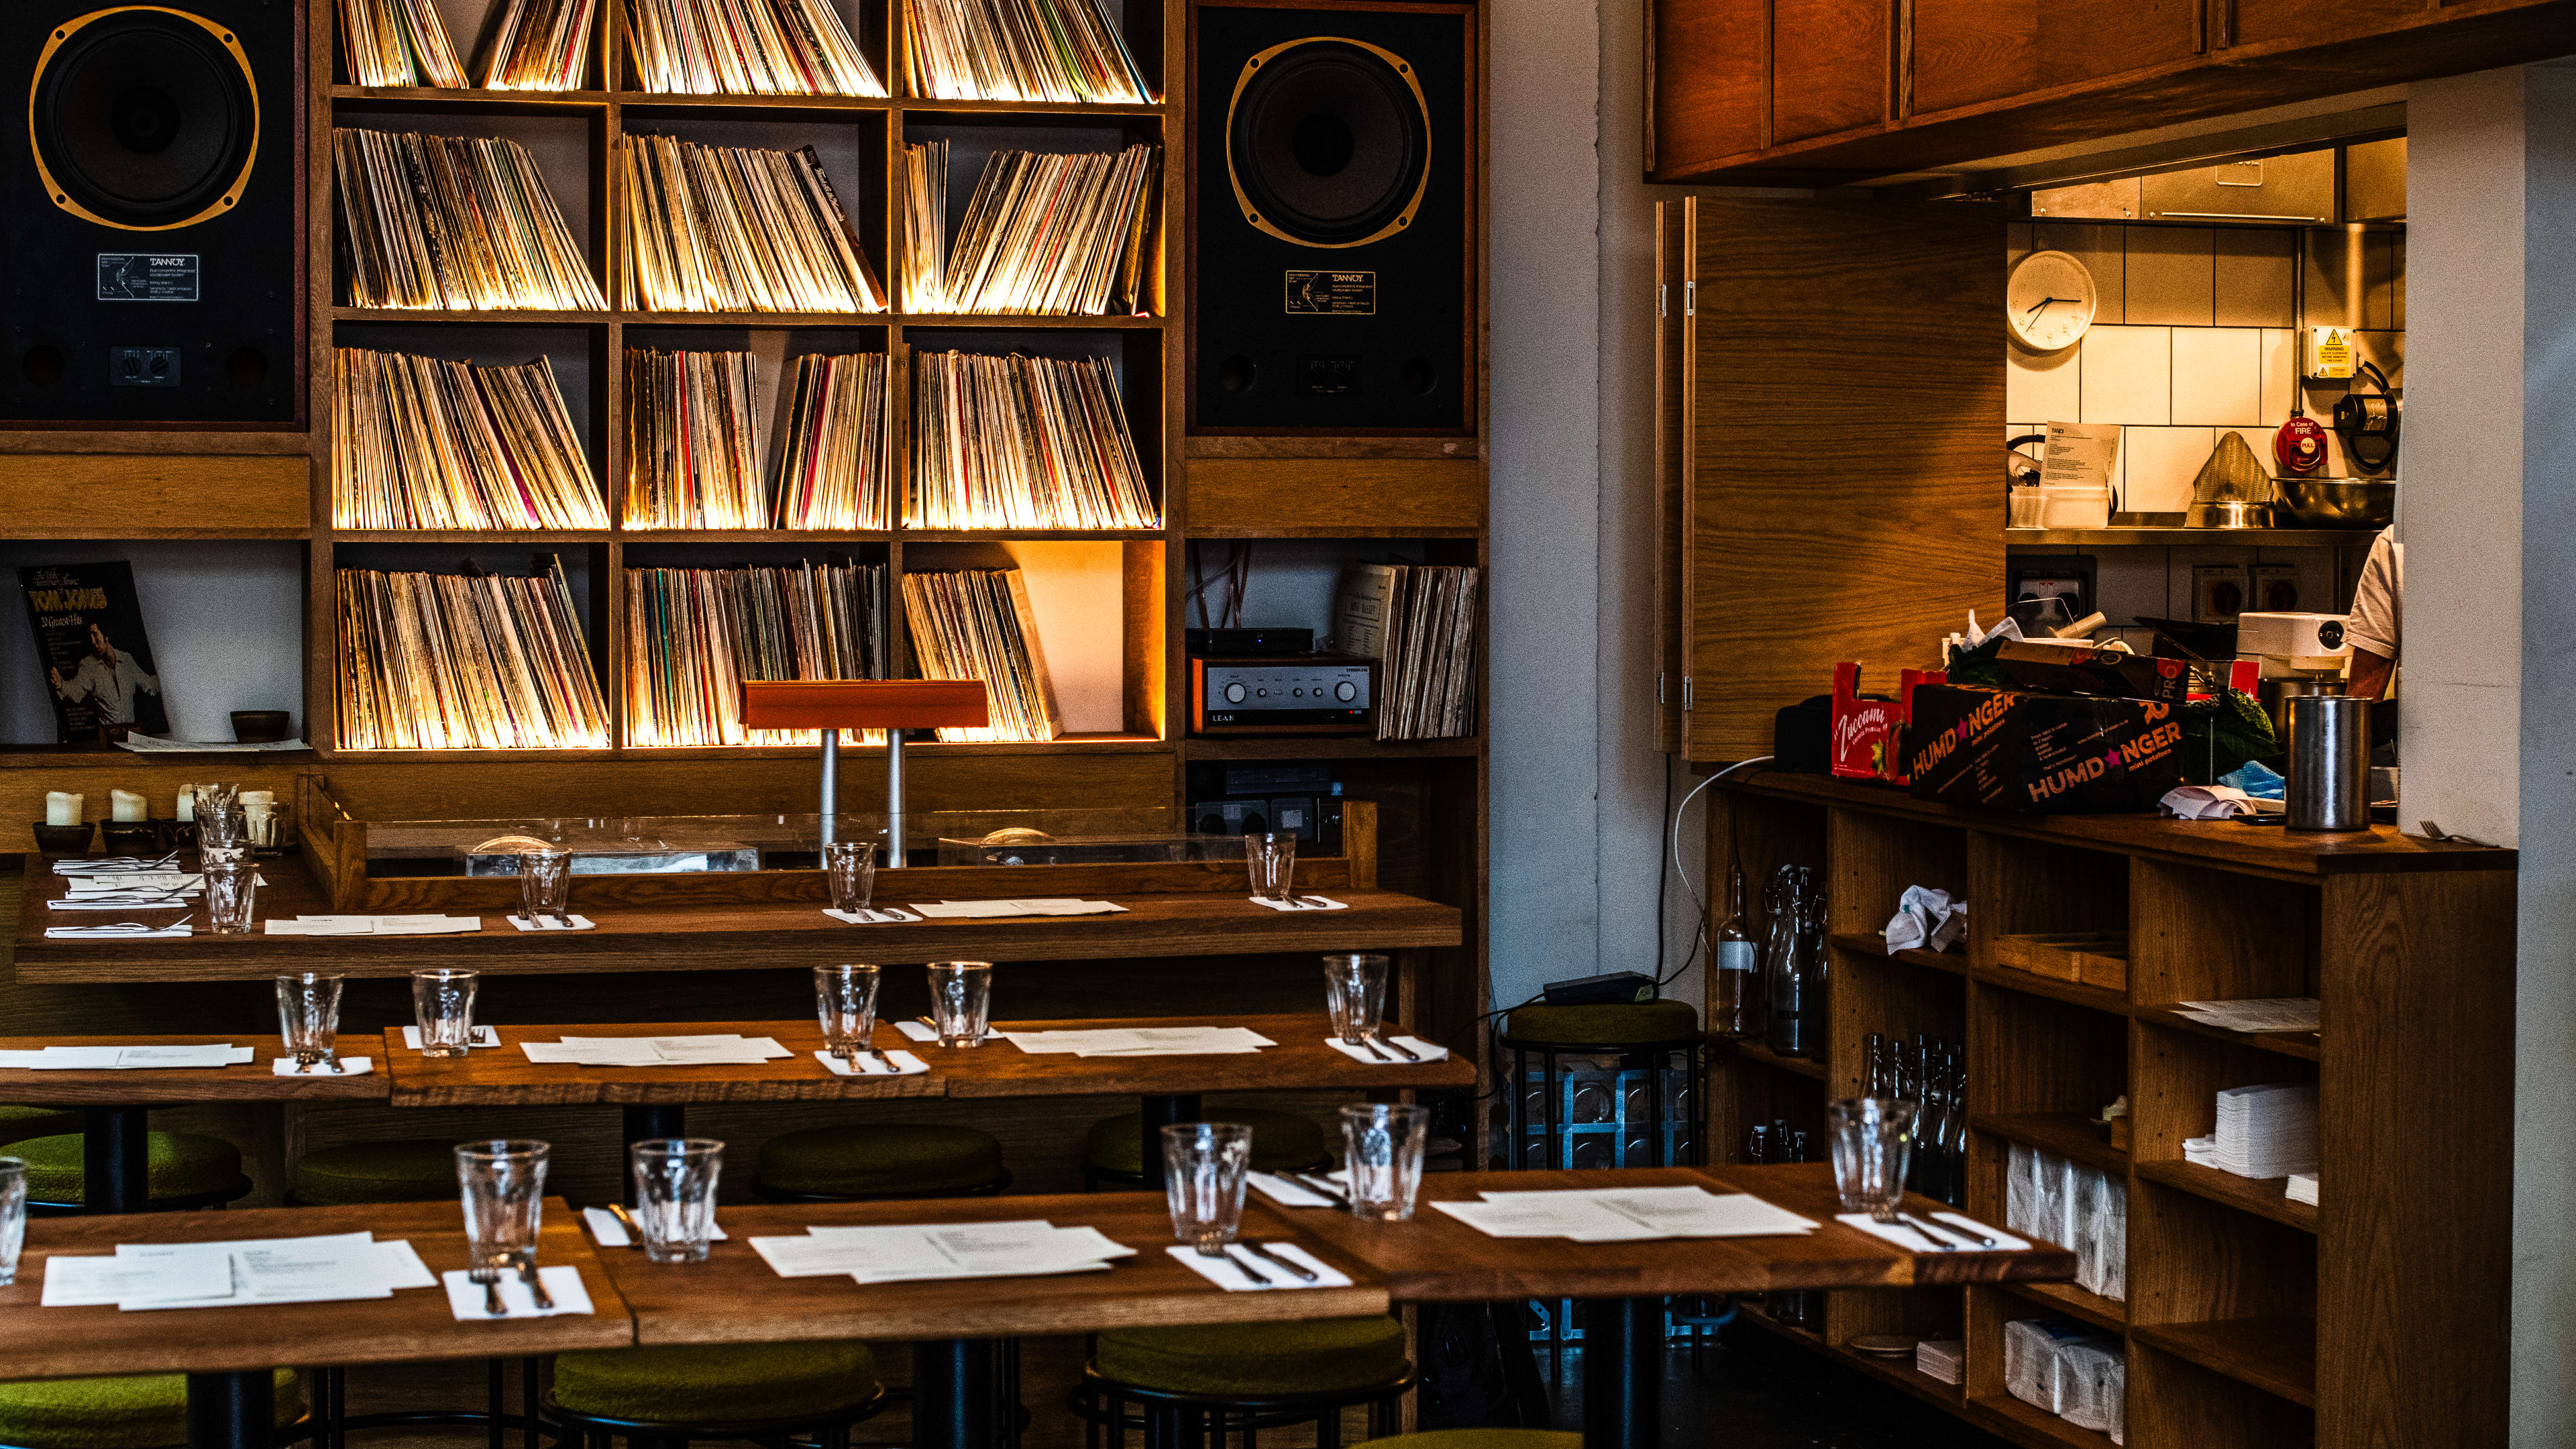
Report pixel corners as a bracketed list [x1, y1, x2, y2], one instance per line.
[518, 1259, 555, 1309]
[470, 1265, 506, 1317]
[1368, 1033, 1422, 1063]
[604, 1202, 646, 1250]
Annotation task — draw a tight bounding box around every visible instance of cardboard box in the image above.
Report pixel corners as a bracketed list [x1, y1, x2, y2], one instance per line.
[1902, 683, 2187, 814]
[1830, 662, 1945, 784]
[1988, 643, 2190, 704]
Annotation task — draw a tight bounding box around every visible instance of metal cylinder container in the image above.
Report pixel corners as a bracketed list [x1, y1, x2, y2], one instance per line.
[2286, 693, 2371, 830]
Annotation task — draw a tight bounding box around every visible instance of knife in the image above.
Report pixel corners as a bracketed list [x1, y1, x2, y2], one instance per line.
[1369, 1032, 1421, 1062]
[1289, 1171, 1350, 1205]
[604, 1202, 645, 1248]
[1898, 1212, 1969, 1251]
[1238, 1240, 1320, 1283]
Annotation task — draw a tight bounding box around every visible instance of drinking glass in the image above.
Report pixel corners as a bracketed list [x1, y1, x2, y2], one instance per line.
[456, 1140, 550, 1271]
[0, 1159, 24, 1286]
[1322, 954, 1389, 1045]
[1341, 1104, 1430, 1222]
[276, 972, 344, 1070]
[815, 964, 882, 1060]
[205, 857, 258, 934]
[519, 850, 572, 924]
[823, 842, 875, 914]
[628, 1138, 723, 1264]
[1246, 832, 1297, 903]
[1828, 1095, 1919, 1220]
[1161, 1122, 1253, 1254]
[926, 961, 993, 1048]
[193, 784, 244, 850]
[411, 969, 480, 1058]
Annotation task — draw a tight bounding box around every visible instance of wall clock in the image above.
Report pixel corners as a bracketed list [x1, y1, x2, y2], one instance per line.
[2008, 249, 2097, 353]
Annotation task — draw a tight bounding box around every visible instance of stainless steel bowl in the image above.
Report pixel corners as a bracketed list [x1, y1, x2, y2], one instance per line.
[2277, 476, 2396, 528]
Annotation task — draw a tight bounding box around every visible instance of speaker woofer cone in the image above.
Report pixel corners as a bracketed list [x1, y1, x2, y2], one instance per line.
[30, 6, 258, 231]
[1226, 36, 1428, 248]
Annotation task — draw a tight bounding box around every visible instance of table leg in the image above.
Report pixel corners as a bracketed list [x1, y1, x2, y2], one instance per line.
[84, 1105, 148, 1214]
[1138, 1093, 1202, 1193]
[913, 1338, 1002, 1449]
[186, 1370, 274, 1449]
[1580, 1297, 1660, 1449]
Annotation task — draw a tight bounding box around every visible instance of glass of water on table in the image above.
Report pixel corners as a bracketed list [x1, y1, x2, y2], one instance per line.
[1827, 1095, 1918, 1222]
[1163, 1122, 1254, 1254]
[457, 1140, 551, 1312]
[926, 961, 993, 1047]
[1341, 1104, 1430, 1222]
[412, 969, 479, 1058]
[1246, 832, 1297, 904]
[629, 1139, 723, 1263]
[276, 972, 344, 1071]
[816, 964, 883, 1062]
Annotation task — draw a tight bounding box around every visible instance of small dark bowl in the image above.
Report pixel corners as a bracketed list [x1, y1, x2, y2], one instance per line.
[32, 821, 94, 855]
[231, 710, 292, 743]
[100, 820, 161, 853]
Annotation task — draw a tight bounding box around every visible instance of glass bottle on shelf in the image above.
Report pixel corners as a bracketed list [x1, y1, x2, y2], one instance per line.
[1711, 866, 1758, 1036]
[1763, 866, 1810, 1059]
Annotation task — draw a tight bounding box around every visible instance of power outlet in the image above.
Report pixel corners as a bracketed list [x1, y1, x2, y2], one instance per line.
[109, 347, 180, 388]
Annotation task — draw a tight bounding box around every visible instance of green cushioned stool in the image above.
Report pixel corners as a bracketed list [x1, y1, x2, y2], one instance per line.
[11, 1132, 248, 1212]
[1354, 1433, 1582, 1449]
[1077, 1317, 1413, 1449]
[546, 1342, 884, 1448]
[1502, 1001, 1699, 1049]
[287, 1139, 462, 1206]
[751, 1124, 1008, 1201]
[0, 1367, 304, 1449]
[1081, 1109, 1331, 1189]
[0, 1106, 80, 1147]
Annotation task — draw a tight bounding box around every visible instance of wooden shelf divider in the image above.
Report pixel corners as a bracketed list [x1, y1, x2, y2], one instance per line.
[2130, 1318, 2318, 1408]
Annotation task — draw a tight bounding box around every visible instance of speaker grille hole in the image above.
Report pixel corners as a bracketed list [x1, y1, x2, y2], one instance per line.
[1291, 113, 1353, 177]
[1218, 356, 1256, 394]
[22, 346, 64, 386]
[225, 346, 266, 386]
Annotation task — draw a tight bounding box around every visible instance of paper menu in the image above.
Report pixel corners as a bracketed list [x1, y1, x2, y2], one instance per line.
[1432, 1187, 1820, 1243]
[264, 916, 484, 936]
[522, 1035, 791, 1067]
[2041, 423, 2123, 492]
[0, 1044, 254, 1070]
[44, 1232, 435, 1310]
[910, 900, 1128, 918]
[998, 1026, 1274, 1058]
[751, 1220, 1134, 1284]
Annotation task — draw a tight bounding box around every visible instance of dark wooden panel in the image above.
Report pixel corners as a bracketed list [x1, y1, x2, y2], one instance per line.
[1771, 0, 1888, 144]
[2228, 0, 2418, 48]
[1654, 201, 1686, 754]
[1680, 197, 2003, 762]
[1649, 0, 1766, 171]
[1911, 0, 2201, 115]
[0, 455, 312, 537]
[1182, 458, 1485, 537]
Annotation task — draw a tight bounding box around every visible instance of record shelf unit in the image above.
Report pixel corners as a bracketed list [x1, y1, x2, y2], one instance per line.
[1704, 770, 2512, 1449]
[0, 0, 1491, 1042]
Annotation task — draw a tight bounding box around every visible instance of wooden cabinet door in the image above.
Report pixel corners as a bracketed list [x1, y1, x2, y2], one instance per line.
[1647, 0, 1765, 173]
[1677, 196, 2005, 763]
[1654, 201, 1686, 754]
[1910, 0, 2200, 116]
[1770, 0, 1887, 144]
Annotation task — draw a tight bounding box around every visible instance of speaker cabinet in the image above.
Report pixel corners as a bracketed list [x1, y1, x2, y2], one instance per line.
[1, 0, 303, 427]
[1190, 1, 1472, 433]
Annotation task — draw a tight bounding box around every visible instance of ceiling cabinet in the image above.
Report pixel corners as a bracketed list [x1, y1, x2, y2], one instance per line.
[1909, 0, 2199, 115]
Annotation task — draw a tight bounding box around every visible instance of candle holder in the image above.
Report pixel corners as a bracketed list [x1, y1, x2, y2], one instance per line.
[30, 822, 94, 855]
[99, 820, 159, 854]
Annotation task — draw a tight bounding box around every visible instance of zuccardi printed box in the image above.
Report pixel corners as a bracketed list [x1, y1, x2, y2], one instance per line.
[1902, 684, 2184, 814]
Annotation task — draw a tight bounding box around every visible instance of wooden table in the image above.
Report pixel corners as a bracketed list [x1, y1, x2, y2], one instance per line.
[0, 1198, 627, 1449]
[0, 1035, 388, 1213]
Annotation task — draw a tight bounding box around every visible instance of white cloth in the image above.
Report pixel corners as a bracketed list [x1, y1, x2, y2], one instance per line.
[1322, 1035, 1449, 1063]
[1164, 1242, 1353, 1291]
[54, 649, 159, 726]
[2160, 785, 2259, 820]
[442, 1267, 593, 1320]
[814, 1049, 930, 1076]
[273, 1057, 373, 1076]
[1834, 1212, 2029, 1254]
[506, 914, 594, 931]
[1248, 895, 1346, 912]
[2345, 525, 2401, 700]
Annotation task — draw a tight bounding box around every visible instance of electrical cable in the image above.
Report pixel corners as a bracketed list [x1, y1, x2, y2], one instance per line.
[1653, 755, 1772, 987]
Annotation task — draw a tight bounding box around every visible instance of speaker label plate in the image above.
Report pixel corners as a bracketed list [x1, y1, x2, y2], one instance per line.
[1284, 270, 1376, 315]
[97, 255, 200, 303]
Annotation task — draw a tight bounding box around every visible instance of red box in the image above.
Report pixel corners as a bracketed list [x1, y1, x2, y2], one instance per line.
[1831, 663, 1945, 784]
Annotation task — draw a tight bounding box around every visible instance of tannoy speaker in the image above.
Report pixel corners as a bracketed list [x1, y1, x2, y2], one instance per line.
[1, 0, 302, 426]
[1190, 1, 1472, 433]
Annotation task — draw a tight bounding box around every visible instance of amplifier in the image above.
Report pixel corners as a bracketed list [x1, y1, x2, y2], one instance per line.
[1189, 655, 1375, 735]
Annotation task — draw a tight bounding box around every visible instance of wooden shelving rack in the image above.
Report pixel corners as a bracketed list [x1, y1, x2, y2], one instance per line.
[1707, 770, 2514, 1449]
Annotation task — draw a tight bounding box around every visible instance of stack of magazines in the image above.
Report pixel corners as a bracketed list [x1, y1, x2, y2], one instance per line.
[336, 560, 610, 749]
[616, 133, 885, 313]
[472, 0, 598, 89]
[623, 348, 764, 529]
[902, 0, 1149, 102]
[623, 560, 888, 745]
[908, 350, 1156, 529]
[337, 0, 467, 86]
[1331, 562, 1481, 740]
[773, 352, 895, 529]
[335, 128, 605, 310]
[901, 568, 1059, 741]
[625, 0, 882, 94]
[333, 347, 604, 529]
[902, 141, 1159, 315]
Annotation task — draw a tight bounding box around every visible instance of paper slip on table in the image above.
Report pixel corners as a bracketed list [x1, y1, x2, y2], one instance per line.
[13, 859, 1462, 983]
[1287, 1165, 2080, 1449]
[0, 1198, 628, 1449]
[594, 1192, 1385, 1449]
[0, 1035, 388, 1213]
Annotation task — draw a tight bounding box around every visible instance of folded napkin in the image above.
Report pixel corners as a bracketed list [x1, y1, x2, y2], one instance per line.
[1248, 895, 1346, 912]
[1248, 1172, 1341, 1208]
[1324, 1035, 1449, 1063]
[274, 1057, 374, 1076]
[823, 907, 922, 924]
[506, 914, 595, 931]
[1166, 1242, 1353, 1291]
[2161, 784, 2261, 820]
[402, 1025, 500, 1051]
[894, 1020, 996, 1042]
[442, 1267, 593, 1320]
[1884, 885, 1966, 953]
[814, 1049, 929, 1077]
[45, 923, 193, 938]
[583, 1208, 729, 1247]
[912, 899, 1126, 918]
[1834, 1212, 2027, 1253]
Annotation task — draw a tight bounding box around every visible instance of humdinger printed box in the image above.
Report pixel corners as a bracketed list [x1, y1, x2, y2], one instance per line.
[1902, 684, 2185, 814]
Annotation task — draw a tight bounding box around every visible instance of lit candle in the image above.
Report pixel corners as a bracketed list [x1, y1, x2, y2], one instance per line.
[43, 792, 81, 827]
[175, 784, 197, 822]
[110, 789, 146, 822]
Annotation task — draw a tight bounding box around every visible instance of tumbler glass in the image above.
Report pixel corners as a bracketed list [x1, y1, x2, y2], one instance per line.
[1322, 954, 1389, 1045]
[1341, 1104, 1430, 1222]
[519, 850, 572, 924]
[0, 1159, 24, 1286]
[456, 1139, 550, 1271]
[1246, 832, 1297, 903]
[823, 841, 876, 914]
[1161, 1122, 1253, 1254]
[628, 1138, 723, 1264]
[276, 972, 344, 1071]
[193, 784, 244, 851]
[926, 961, 993, 1048]
[815, 964, 882, 1060]
[411, 969, 480, 1058]
[1828, 1095, 1919, 1221]
[205, 857, 258, 934]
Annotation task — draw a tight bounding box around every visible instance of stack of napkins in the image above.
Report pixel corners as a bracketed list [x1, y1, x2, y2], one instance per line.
[523, 1034, 790, 1067]
[0, 1044, 253, 1070]
[2173, 999, 2321, 1034]
[1916, 1338, 1966, 1385]
[2190, 1082, 2318, 1179]
[1000, 1026, 1274, 1057]
[2285, 1172, 2318, 1206]
[267, 915, 482, 936]
[912, 899, 1127, 918]
[48, 873, 262, 910]
[1432, 1185, 1818, 1242]
[54, 857, 180, 875]
[44, 1231, 434, 1310]
[751, 1220, 1134, 1284]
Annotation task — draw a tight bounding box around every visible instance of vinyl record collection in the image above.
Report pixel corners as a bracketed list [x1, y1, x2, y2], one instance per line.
[773, 353, 896, 529]
[337, 0, 468, 87]
[626, 0, 883, 93]
[335, 560, 611, 749]
[1335, 562, 1480, 740]
[335, 128, 606, 311]
[902, 0, 1150, 102]
[616, 133, 885, 313]
[333, 347, 606, 530]
[623, 348, 765, 529]
[473, 0, 600, 89]
[623, 561, 889, 745]
[902, 141, 1159, 315]
[900, 568, 1060, 741]
[908, 351, 1156, 529]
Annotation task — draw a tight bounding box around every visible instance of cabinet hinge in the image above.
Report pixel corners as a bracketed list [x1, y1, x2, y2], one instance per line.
[1683, 280, 1697, 317]
[1657, 283, 1666, 319]
[1657, 673, 1667, 705]
[1681, 677, 1695, 712]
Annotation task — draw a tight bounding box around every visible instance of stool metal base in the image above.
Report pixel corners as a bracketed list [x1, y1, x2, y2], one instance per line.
[541, 1382, 887, 1449]
[1071, 1363, 1415, 1449]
